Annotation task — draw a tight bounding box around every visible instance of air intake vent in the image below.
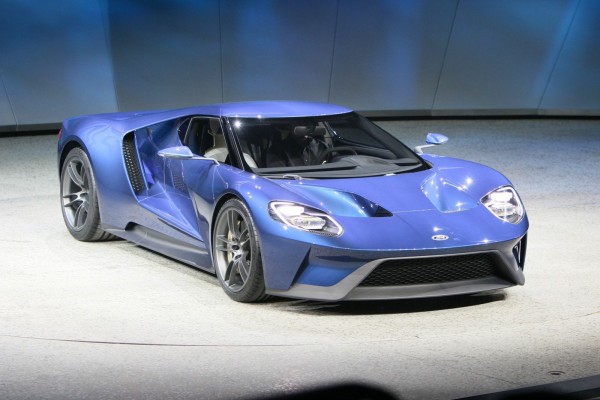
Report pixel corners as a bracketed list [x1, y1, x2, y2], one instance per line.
[513, 235, 527, 270]
[122, 133, 145, 194]
[359, 253, 505, 287]
[373, 206, 393, 217]
[172, 170, 187, 192]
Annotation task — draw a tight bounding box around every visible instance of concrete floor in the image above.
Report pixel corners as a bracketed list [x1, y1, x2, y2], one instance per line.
[0, 119, 599, 399]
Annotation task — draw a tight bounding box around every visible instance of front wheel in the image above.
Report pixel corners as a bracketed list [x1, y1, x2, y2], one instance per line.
[212, 199, 268, 302]
[60, 147, 114, 241]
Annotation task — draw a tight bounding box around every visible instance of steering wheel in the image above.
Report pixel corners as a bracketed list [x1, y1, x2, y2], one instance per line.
[318, 146, 358, 164]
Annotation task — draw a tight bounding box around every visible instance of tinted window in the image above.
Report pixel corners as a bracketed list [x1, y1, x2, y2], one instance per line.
[228, 112, 425, 178]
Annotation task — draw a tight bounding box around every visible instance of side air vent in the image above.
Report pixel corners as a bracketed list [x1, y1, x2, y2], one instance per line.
[122, 132, 145, 194]
[172, 170, 187, 192]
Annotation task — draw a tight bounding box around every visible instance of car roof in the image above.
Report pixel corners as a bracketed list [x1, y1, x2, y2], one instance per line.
[68, 101, 353, 134]
[204, 101, 352, 118]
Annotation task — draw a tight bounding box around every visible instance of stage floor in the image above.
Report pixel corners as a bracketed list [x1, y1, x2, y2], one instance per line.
[1, 118, 599, 399]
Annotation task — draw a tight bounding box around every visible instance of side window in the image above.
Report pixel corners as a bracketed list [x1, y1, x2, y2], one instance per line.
[183, 117, 229, 163]
[177, 118, 191, 143]
[184, 118, 210, 155]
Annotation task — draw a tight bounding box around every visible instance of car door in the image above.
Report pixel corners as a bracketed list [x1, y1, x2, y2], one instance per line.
[167, 116, 227, 241]
[133, 117, 211, 243]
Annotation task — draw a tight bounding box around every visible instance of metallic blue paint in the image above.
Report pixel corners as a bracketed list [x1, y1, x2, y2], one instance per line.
[58, 101, 529, 301]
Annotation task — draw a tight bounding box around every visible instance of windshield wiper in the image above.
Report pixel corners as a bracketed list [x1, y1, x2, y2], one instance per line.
[282, 174, 303, 180]
[260, 173, 305, 180]
[393, 158, 420, 166]
[255, 162, 357, 175]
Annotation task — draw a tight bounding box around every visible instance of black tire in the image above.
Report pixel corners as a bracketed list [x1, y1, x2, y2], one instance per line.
[212, 199, 268, 302]
[60, 147, 114, 241]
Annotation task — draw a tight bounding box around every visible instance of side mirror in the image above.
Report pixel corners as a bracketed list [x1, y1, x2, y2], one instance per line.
[158, 146, 219, 164]
[426, 132, 448, 145]
[158, 146, 195, 159]
[415, 133, 448, 154]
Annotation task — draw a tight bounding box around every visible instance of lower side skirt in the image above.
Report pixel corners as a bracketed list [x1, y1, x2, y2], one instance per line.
[104, 223, 213, 272]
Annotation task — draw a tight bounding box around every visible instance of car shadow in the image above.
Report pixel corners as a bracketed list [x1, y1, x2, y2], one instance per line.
[267, 291, 507, 315]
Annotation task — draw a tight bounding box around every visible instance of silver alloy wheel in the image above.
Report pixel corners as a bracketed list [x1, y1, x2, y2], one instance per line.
[214, 207, 252, 292]
[61, 158, 90, 231]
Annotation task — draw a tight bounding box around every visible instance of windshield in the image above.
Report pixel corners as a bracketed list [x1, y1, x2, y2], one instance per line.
[228, 112, 427, 178]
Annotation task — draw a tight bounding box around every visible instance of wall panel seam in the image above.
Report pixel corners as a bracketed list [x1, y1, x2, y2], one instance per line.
[327, 0, 341, 103]
[219, 0, 224, 103]
[0, 71, 18, 129]
[537, 0, 582, 110]
[100, 0, 120, 112]
[431, 0, 460, 112]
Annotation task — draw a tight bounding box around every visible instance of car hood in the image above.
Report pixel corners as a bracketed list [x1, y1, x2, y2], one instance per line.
[274, 156, 511, 217]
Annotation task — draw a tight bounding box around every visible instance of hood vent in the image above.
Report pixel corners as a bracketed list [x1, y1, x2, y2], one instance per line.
[281, 183, 394, 218]
[373, 206, 393, 217]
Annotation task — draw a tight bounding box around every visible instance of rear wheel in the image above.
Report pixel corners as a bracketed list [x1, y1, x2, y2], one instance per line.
[213, 199, 268, 302]
[60, 147, 114, 241]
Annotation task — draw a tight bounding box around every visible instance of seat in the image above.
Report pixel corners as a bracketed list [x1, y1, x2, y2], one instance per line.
[204, 147, 228, 162]
[268, 126, 330, 166]
[203, 119, 228, 162]
[263, 132, 288, 168]
[242, 153, 258, 168]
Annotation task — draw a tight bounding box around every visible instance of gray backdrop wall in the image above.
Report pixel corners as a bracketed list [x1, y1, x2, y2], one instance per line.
[0, 0, 599, 132]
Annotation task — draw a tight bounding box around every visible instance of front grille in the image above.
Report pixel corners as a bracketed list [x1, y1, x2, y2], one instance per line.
[359, 253, 502, 287]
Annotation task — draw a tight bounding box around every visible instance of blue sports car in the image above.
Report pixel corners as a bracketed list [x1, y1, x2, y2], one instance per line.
[58, 101, 528, 302]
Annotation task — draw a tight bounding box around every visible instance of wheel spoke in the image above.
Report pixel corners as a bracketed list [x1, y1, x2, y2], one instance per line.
[238, 258, 250, 283]
[63, 190, 88, 209]
[239, 225, 249, 241]
[238, 221, 248, 240]
[63, 198, 80, 208]
[67, 161, 85, 187]
[225, 210, 234, 235]
[227, 210, 240, 238]
[73, 202, 88, 228]
[224, 260, 234, 281]
[215, 235, 236, 251]
[80, 166, 88, 190]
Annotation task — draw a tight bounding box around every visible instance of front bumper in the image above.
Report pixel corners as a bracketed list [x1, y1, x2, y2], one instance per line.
[266, 235, 526, 301]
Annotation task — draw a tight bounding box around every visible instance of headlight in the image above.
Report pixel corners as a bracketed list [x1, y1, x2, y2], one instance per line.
[481, 186, 524, 224]
[269, 201, 343, 237]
